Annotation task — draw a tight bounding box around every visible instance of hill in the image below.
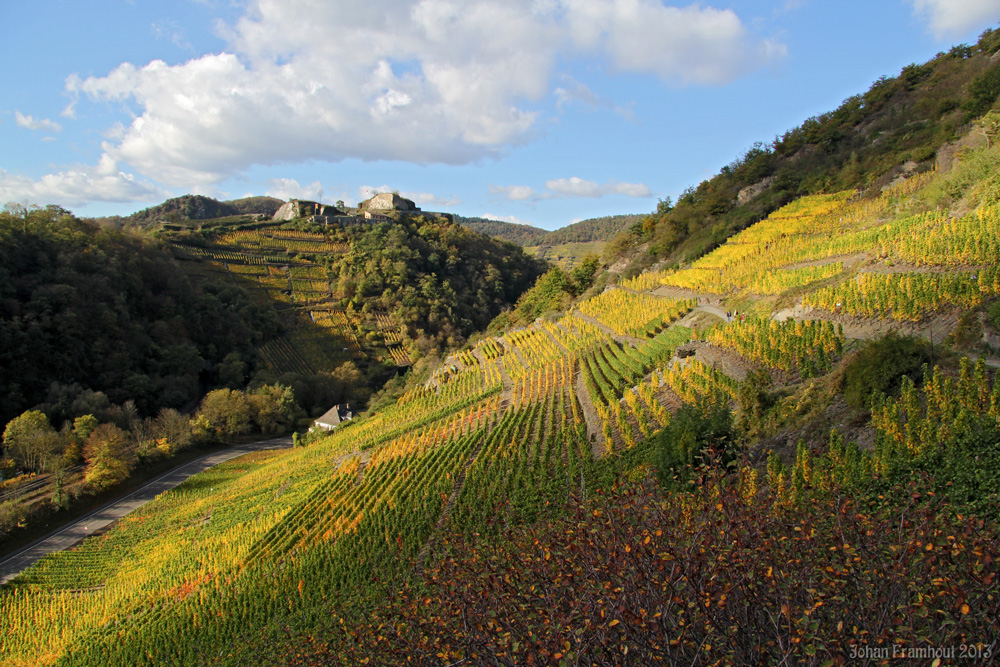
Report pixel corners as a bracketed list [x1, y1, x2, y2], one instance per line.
[453, 216, 548, 244]
[612, 27, 1000, 275]
[92, 194, 285, 229]
[0, 205, 282, 428]
[523, 213, 642, 246]
[5, 31, 1000, 666]
[6, 138, 1000, 663]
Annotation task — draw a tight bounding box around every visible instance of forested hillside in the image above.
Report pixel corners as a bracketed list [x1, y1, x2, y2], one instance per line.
[93, 195, 285, 229]
[453, 216, 548, 244]
[524, 214, 642, 246]
[456, 214, 640, 247]
[613, 27, 1000, 272]
[0, 205, 280, 428]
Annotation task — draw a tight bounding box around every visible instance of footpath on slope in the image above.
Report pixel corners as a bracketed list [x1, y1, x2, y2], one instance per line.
[0, 435, 293, 585]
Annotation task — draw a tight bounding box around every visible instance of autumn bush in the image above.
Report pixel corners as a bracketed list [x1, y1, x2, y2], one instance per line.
[301, 474, 999, 666]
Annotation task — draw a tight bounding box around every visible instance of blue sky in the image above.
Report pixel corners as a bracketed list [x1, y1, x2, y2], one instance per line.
[2, 1, 999, 230]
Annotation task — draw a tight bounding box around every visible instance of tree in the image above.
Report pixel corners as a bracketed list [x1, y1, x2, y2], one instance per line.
[83, 423, 135, 490]
[154, 408, 192, 454]
[2, 410, 61, 472]
[249, 384, 300, 434]
[195, 389, 253, 438]
[652, 401, 733, 490]
[570, 254, 601, 295]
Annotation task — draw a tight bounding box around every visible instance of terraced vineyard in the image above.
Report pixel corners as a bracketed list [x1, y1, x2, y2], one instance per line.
[6, 142, 1000, 665]
[175, 224, 412, 373]
[0, 237, 734, 665]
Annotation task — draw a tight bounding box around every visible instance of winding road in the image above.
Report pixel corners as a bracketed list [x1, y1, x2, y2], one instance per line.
[0, 435, 293, 585]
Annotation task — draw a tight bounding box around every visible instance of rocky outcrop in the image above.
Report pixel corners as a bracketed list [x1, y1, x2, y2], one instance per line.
[736, 176, 773, 206]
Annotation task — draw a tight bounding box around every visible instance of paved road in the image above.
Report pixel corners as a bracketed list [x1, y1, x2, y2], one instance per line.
[0, 436, 293, 585]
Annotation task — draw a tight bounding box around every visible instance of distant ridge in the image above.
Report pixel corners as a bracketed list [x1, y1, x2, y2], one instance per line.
[95, 194, 285, 227]
[455, 213, 641, 246]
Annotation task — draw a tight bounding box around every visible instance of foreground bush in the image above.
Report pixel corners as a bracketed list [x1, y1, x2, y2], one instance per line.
[299, 474, 999, 666]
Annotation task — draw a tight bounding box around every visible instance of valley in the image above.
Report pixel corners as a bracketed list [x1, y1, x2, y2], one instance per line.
[4, 27, 1000, 666]
[4, 150, 1000, 664]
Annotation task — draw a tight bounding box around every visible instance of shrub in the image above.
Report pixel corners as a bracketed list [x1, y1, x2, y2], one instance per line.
[843, 333, 933, 409]
[652, 401, 733, 489]
[83, 423, 136, 490]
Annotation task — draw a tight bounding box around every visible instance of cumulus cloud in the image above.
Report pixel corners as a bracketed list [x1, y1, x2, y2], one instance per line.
[910, 0, 1000, 40]
[15, 111, 62, 133]
[563, 0, 786, 84]
[402, 191, 461, 207]
[0, 157, 169, 208]
[64, 0, 783, 188]
[546, 176, 652, 197]
[494, 176, 651, 200]
[490, 184, 538, 201]
[266, 178, 324, 201]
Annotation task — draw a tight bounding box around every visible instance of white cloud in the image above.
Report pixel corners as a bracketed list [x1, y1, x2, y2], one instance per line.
[480, 212, 538, 226]
[266, 178, 324, 201]
[563, 0, 787, 84]
[0, 159, 169, 208]
[545, 176, 651, 198]
[65, 0, 783, 188]
[401, 190, 461, 207]
[910, 0, 1000, 40]
[151, 19, 194, 51]
[490, 184, 538, 201]
[15, 111, 62, 133]
[553, 75, 634, 119]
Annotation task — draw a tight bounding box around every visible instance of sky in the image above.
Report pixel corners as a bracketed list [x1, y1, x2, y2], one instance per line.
[2, 1, 999, 230]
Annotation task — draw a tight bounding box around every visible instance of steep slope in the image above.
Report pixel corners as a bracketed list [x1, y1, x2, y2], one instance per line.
[613, 27, 1000, 272]
[7, 150, 1000, 664]
[0, 207, 281, 427]
[165, 212, 544, 409]
[7, 33, 1000, 666]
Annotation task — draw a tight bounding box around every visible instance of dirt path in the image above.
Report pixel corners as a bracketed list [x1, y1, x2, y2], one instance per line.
[674, 341, 754, 382]
[0, 436, 293, 585]
[539, 323, 570, 353]
[415, 436, 487, 575]
[573, 371, 606, 458]
[652, 285, 722, 304]
[501, 335, 532, 371]
[772, 301, 957, 344]
[778, 253, 866, 271]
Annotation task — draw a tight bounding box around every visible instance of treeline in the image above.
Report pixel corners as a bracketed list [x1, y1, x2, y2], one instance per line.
[522, 214, 642, 246]
[456, 214, 642, 247]
[453, 216, 548, 245]
[0, 383, 301, 541]
[487, 256, 601, 332]
[616, 27, 1000, 269]
[331, 216, 546, 356]
[0, 204, 283, 428]
[94, 194, 284, 228]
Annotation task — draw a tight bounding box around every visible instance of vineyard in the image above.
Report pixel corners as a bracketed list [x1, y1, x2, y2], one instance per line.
[0, 254, 749, 665]
[175, 223, 413, 373]
[5, 139, 1000, 664]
